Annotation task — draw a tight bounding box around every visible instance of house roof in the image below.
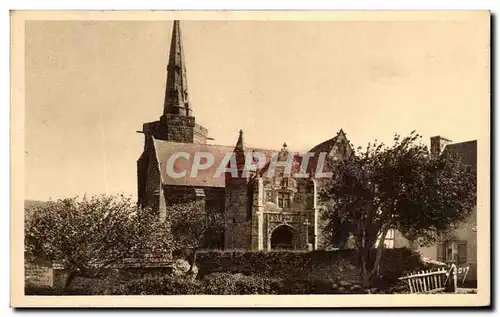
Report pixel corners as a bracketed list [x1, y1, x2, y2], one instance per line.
[442, 140, 477, 168]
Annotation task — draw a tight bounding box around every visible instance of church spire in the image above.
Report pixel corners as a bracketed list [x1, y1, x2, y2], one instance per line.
[235, 129, 245, 152]
[163, 20, 191, 116]
[232, 129, 246, 172]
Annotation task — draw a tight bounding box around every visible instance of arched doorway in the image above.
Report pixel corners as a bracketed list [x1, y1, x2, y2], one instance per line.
[271, 225, 295, 250]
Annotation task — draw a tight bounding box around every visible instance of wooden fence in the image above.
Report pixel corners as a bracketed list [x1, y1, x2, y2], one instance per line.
[399, 264, 457, 294]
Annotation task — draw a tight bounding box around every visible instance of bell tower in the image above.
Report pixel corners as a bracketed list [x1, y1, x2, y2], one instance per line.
[140, 20, 208, 144]
[137, 21, 209, 209]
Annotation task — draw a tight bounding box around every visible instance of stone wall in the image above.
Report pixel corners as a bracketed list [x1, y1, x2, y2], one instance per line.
[25, 261, 54, 287]
[193, 123, 208, 144]
[225, 221, 251, 250]
[224, 177, 252, 250]
[52, 266, 173, 291]
[164, 114, 195, 143]
[26, 257, 173, 291]
[251, 178, 264, 250]
[142, 114, 208, 145]
[144, 142, 161, 214]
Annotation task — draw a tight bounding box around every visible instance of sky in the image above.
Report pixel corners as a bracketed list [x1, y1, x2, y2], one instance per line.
[24, 18, 489, 201]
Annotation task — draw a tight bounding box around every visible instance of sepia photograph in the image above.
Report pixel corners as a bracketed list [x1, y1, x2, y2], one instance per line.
[10, 10, 490, 307]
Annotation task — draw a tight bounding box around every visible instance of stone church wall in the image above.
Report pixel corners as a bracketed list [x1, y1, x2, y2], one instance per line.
[164, 114, 195, 143]
[225, 178, 252, 250]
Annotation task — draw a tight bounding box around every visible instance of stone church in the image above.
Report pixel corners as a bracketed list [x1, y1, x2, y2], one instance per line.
[137, 21, 355, 251]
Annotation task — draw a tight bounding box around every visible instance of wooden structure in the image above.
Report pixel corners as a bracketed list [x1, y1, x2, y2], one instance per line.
[399, 264, 457, 294]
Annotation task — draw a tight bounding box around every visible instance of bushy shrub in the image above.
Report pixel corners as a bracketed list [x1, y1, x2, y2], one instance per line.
[377, 247, 427, 278]
[109, 273, 279, 295]
[196, 248, 425, 292]
[110, 276, 203, 295]
[200, 273, 368, 295]
[196, 248, 423, 280]
[202, 273, 282, 295]
[196, 249, 358, 279]
[365, 247, 427, 291]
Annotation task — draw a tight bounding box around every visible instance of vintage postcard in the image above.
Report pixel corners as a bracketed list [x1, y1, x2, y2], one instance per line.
[11, 10, 490, 307]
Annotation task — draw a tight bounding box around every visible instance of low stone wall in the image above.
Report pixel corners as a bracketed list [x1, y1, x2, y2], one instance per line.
[25, 261, 54, 287]
[53, 267, 173, 292]
[25, 259, 173, 292]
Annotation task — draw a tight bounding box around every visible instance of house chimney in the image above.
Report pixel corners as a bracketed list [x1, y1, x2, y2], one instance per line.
[430, 136, 452, 158]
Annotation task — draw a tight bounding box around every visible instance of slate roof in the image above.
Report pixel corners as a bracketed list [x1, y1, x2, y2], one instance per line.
[152, 129, 351, 188]
[152, 138, 279, 188]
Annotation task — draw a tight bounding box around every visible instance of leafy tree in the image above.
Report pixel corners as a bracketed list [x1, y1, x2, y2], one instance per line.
[319, 204, 351, 249]
[25, 194, 171, 290]
[318, 132, 476, 286]
[170, 200, 224, 275]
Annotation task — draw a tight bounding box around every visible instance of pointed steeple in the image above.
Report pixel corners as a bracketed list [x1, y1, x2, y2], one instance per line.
[163, 20, 191, 116]
[232, 129, 246, 173]
[234, 129, 245, 152]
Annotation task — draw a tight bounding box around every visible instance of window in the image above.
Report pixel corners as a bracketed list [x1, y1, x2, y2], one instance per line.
[375, 229, 395, 248]
[437, 240, 467, 264]
[278, 193, 290, 208]
[445, 241, 458, 262]
[265, 191, 273, 202]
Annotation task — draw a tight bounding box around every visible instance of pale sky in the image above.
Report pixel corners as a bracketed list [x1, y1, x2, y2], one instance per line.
[24, 19, 489, 201]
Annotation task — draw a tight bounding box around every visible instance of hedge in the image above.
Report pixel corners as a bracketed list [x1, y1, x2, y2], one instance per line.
[110, 276, 204, 295]
[26, 248, 427, 295]
[27, 274, 374, 295]
[196, 249, 357, 279]
[110, 273, 370, 295]
[196, 248, 426, 280]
